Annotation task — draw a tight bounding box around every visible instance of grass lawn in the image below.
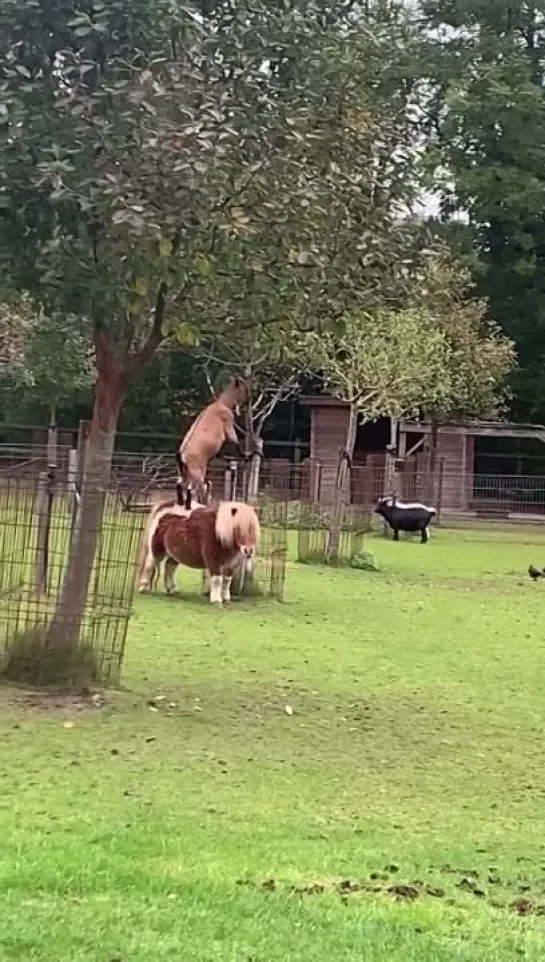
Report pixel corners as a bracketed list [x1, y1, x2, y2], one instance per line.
[1, 523, 545, 960]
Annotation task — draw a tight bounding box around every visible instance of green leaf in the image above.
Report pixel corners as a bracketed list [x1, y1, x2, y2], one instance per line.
[175, 322, 198, 347]
[194, 254, 212, 277]
[133, 278, 148, 297]
[159, 238, 173, 258]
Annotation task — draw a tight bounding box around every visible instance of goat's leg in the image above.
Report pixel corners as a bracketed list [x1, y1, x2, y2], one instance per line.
[197, 479, 211, 505]
[164, 557, 180, 594]
[392, 528, 399, 542]
[421, 527, 429, 544]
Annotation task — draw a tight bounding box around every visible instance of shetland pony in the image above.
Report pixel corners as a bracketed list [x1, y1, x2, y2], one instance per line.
[137, 495, 204, 592]
[138, 501, 260, 604]
[176, 377, 247, 506]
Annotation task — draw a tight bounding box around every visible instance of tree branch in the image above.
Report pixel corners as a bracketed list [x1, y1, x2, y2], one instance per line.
[122, 231, 182, 383]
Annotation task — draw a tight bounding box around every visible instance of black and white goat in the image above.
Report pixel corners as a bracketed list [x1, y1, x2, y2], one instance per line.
[375, 496, 436, 544]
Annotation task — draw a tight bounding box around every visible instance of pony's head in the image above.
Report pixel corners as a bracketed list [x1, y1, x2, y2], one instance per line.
[215, 501, 260, 558]
[220, 376, 247, 414]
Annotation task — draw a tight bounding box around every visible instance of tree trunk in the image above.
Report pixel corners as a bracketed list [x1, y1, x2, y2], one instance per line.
[247, 436, 263, 505]
[424, 418, 439, 504]
[326, 402, 358, 564]
[46, 371, 125, 650]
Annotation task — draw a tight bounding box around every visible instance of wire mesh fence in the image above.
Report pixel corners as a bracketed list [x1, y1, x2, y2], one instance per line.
[0, 470, 146, 687]
[296, 501, 372, 565]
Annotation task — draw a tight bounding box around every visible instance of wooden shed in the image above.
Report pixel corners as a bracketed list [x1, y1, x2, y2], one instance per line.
[301, 394, 545, 514]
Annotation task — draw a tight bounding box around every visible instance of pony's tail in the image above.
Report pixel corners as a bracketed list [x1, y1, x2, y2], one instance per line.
[136, 501, 164, 584]
[215, 501, 238, 547]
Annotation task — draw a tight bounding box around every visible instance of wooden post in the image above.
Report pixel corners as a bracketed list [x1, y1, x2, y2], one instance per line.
[436, 457, 445, 524]
[35, 464, 56, 595]
[67, 448, 77, 503]
[326, 403, 358, 563]
[384, 417, 398, 496]
[310, 461, 322, 503]
[47, 405, 58, 467]
[70, 421, 87, 539]
[247, 438, 263, 505]
[223, 460, 237, 500]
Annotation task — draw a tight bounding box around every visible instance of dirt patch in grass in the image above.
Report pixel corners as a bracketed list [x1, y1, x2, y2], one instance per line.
[511, 898, 545, 916]
[237, 865, 545, 918]
[237, 872, 447, 904]
[10, 688, 105, 713]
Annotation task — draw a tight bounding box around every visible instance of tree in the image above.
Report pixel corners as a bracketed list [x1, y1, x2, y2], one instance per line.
[1, 306, 93, 432]
[0, 0, 425, 652]
[407, 248, 516, 494]
[309, 239, 517, 561]
[409, 250, 516, 419]
[418, 0, 545, 420]
[0, 296, 93, 463]
[310, 308, 451, 561]
[0, 294, 37, 374]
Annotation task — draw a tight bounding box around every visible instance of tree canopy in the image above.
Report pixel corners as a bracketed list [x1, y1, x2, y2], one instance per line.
[419, 0, 545, 420]
[0, 0, 431, 443]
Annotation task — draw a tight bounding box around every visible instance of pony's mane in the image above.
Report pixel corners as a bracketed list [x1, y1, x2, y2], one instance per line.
[215, 500, 260, 547]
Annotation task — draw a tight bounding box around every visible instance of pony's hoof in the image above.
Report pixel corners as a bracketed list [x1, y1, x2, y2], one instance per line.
[166, 586, 180, 596]
[138, 584, 150, 594]
[210, 598, 223, 606]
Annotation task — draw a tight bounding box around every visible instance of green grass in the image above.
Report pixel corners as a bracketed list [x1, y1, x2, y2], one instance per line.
[2, 524, 545, 960]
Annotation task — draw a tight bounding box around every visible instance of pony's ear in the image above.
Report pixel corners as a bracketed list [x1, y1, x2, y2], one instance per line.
[231, 506, 238, 517]
[233, 376, 242, 388]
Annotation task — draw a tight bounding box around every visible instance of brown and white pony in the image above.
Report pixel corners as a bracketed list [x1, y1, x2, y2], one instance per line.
[176, 377, 247, 506]
[137, 494, 205, 592]
[138, 500, 260, 604]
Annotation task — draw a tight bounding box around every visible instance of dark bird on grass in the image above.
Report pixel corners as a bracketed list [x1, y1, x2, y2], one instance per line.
[528, 564, 543, 581]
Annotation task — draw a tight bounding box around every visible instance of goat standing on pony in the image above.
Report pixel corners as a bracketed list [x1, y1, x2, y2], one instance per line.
[138, 501, 260, 604]
[176, 376, 249, 507]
